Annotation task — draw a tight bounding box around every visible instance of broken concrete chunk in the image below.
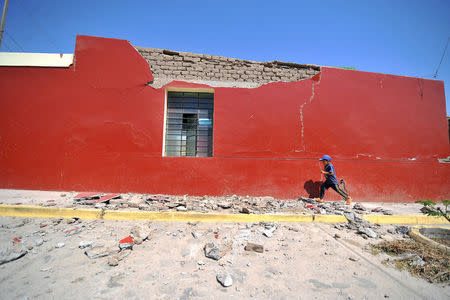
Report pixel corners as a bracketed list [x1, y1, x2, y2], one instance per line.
[191, 232, 202, 239]
[353, 203, 366, 211]
[130, 226, 141, 238]
[218, 202, 232, 209]
[55, 242, 65, 248]
[344, 212, 355, 222]
[133, 237, 143, 245]
[176, 206, 187, 212]
[35, 238, 44, 247]
[108, 256, 119, 266]
[78, 241, 94, 249]
[357, 227, 377, 239]
[52, 217, 64, 225]
[64, 227, 82, 237]
[204, 242, 232, 260]
[84, 247, 116, 259]
[216, 273, 233, 287]
[395, 226, 409, 235]
[0, 244, 28, 265]
[245, 243, 264, 253]
[115, 249, 131, 261]
[66, 218, 78, 224]
[262, 226, 276, 238]
[240, 208, 250, 214]
[119, 236, 134, 250]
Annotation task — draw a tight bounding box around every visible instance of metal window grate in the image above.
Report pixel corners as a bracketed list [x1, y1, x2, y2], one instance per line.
[165, 92, 214, 157]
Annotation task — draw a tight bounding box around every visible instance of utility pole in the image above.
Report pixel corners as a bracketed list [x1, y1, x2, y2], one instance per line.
[0, 0, 10, 49]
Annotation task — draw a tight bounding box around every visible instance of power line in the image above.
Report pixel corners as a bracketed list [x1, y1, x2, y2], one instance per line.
[1, 39, 12, 51]
[5, 31, 24, 52]
[433, 37, 449, 78]
[16, 0, 61, 53]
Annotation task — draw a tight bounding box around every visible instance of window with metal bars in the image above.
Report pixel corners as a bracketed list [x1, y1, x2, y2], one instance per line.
[164, 91, 214, 157]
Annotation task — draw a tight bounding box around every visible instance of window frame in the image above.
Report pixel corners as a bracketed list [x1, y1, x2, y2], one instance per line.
[162, 87, 215, 157]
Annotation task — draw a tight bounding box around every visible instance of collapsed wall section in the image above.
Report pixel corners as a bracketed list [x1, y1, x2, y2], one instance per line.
[134, 46, 320, 88]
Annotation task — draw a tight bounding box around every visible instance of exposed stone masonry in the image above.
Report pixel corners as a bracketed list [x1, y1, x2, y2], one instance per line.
[134, 45, 320, 88]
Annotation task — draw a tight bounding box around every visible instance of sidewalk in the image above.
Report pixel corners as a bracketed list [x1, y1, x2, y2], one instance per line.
[0, 189, 448, 225]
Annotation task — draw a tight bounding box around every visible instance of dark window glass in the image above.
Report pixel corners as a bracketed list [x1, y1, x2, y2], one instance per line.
[164, 92, 214, 157]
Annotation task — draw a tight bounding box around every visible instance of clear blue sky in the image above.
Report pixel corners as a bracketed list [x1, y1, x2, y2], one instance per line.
[1, 0, 449, 115]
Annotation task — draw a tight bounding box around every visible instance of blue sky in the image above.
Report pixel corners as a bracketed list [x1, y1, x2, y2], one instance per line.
[1, 0, 449, 114]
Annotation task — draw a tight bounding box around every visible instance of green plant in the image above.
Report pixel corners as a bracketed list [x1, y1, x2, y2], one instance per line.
[416, 199, 450, 221]
[415, 199, 436, 206]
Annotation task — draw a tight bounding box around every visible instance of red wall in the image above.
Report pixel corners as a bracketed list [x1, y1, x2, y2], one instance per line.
[0, 35, 449, 202]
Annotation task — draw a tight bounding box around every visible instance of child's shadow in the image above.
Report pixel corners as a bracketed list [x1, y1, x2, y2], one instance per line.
[303, 180, 322, 198]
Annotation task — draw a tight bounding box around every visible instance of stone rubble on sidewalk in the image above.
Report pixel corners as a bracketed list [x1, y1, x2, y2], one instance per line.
[244, 243, 264, 253]
[0, 243, 28, 265]
[204, 242, 232, 260]
[216, 273, 233, 287]
[55, 242, 65, 249]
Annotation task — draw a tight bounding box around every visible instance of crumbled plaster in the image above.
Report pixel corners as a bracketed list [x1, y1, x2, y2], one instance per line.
[133, 46, 320, 88]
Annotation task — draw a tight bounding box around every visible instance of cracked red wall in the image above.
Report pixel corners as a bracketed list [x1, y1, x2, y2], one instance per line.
[0, 35, 449, 202]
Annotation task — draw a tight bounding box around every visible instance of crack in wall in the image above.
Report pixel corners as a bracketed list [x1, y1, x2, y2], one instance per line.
[299, 74, 321, 152]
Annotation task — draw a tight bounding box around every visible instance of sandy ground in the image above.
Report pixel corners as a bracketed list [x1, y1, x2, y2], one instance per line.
[0, 189, 449, 299]
[0, 216, 449, 299]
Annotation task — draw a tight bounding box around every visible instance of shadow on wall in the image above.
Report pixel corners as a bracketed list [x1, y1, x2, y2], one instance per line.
[303, 180, 322, 198]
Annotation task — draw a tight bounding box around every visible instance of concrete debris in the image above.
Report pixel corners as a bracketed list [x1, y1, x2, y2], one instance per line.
[0, 244, 28, 265]
[133, 237, 143, 245]
[66, 217, 78, 224]
[395, 226, 409, 235]
[357, 227, 377, 239]
[85, 247, 116, 259]
[108, 256, 119, 266]
[64, 227, 82, 237]
[240, 208, 250, 214]
[216, 273, 233, 287]
[371, 207, 393, 215]
[204, 242, 232, 260]
[218, 202, 232, 209]
[244, 243, 264, 253]
[344, 212, 355, 222]
[79, 241, 94, 249]
[176, 206, 187, 212]
[52, 217, 64, 225]
[262, 226, 276, 238]
[35, 238, 44, 247]
[392, 253, 425, 267]
[191, 232, 202, 239]
[118, 236, 134, 250]
[353, 203, 366, 211]
[55, 242, 65, 248]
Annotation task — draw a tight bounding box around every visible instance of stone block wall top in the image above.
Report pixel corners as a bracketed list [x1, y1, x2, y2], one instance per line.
[134, 45, 320, 88]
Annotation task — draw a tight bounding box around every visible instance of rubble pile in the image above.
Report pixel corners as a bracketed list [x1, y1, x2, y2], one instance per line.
[299, 197, 393, 216]
[72, 193, 311, 214]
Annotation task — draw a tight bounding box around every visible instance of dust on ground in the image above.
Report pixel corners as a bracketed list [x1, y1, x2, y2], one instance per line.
[1, 215, 449, 299]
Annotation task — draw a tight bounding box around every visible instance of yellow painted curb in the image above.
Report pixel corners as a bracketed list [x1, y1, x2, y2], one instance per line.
[313, 215, 347, 223]
[0, 204, 448, 224]
[0, 204, 102, 219]
[363, 215, 449, 225]
[0, 204, 313, 223]
[409, 226, 450, 254]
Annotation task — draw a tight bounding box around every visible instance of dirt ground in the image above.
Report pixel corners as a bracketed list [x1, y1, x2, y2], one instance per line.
[0, 189, 449, 299]
[0, 216, 449, 300]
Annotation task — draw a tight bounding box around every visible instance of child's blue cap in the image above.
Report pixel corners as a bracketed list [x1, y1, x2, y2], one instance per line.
[319, 155, 332, 161]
